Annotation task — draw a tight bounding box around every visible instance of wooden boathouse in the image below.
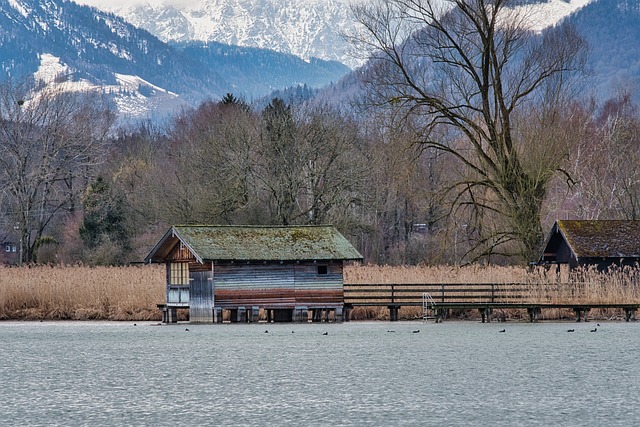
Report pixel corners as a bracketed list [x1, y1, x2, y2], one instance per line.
[145, 225, 362, 323]
[539, 220, 640, 270]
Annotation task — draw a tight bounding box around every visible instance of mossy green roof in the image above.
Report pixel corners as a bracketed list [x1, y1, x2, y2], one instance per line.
[557, 220, 640, 258]
[146, 225, 363, 263]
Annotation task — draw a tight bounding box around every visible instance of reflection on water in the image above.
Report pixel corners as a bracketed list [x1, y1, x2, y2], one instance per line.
[1, 321, 639, 426]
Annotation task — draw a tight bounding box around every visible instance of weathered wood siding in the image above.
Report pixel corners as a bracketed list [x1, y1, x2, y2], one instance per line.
[294, 263, 343, 307]
[189, 270, 214, 323]
[168, 242, 195, 261]
[555, 240, 577, 268]
[213, 262, 343, 308]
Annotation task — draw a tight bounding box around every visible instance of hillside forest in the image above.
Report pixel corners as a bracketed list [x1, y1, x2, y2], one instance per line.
[1, 0, 639, 267]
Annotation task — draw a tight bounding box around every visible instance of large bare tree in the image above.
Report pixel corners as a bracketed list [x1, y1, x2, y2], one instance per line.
[348, 0, 587, 261]
[0, 79, 114, 263]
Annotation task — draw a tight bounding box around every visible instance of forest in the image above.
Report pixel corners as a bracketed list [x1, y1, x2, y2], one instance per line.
[1, 0, 639, 267]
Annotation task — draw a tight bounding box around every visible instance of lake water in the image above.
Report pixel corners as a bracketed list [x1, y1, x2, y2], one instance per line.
[1, 320, 639, 426]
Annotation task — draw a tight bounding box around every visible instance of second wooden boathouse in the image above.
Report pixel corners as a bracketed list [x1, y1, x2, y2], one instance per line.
[145, 225, 362, 323]
[539, 220, 640, 270]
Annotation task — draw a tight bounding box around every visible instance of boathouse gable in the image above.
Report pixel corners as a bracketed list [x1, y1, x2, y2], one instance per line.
[145, 225, 362, 323]
[539, 220, 640, 270]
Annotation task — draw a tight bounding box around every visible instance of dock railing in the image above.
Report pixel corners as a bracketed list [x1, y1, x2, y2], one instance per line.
[343, 282, 640, 306]
[345, 282, 534, 305]
[344, 282, 640, 322]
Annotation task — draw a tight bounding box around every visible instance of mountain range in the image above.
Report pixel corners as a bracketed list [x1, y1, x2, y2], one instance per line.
[87, 0, 597, 68]
[2, 0, 639, 122]
[0, 0, 350, 122]
[104, 0, 360, 68]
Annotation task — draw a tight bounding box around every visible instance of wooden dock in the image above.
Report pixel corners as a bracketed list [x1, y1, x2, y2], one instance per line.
[343, 283, 640, 322]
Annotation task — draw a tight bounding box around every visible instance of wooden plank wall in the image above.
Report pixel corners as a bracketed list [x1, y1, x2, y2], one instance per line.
[214, 262, 343, 308]
[189, 270, 214, 323]
[294, 264, 343, 307]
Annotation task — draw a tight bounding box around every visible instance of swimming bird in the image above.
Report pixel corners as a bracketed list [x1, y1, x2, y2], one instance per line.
[265, 330, 269, 333]
[322, 332, 328, 335]
[387, 330, 396, 333]
[499, 329, 506, 333]
[567, 329, 575, 332]
[590, 328, 597, 332]
[185, 328, 190, 332]
[412, 330, 420, 333]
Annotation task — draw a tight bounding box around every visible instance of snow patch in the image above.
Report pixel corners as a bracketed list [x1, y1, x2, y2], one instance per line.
[114, 73, 177, 96]
[34, 53, 70, 83]
[8, 0, 30, 18]
[518, 0, 595, 32]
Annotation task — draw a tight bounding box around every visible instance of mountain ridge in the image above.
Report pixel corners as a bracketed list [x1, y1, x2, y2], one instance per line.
[0, 0, 351, 121]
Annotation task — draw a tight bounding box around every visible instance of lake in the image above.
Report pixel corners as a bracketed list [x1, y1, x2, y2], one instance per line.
[1, 320, 639, 426]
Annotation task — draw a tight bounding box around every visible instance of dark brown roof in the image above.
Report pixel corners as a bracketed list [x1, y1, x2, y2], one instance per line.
[145, 225, 363, 263]
[557, 220, 640, 258]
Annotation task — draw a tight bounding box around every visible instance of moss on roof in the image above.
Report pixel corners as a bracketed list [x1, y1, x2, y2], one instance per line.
[148, 225, 363, 262]
[558, 220, 640, 258]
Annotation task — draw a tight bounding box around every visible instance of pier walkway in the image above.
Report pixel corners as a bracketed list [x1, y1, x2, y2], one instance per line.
[343, 283, 640, 322]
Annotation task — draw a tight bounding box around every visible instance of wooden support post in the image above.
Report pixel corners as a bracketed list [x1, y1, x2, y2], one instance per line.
[479, 308, 493, 323]
[248, 306, 259, 323]
[267, 309, 273, 323]
[527, 307, 540, 323]
[158, 305, 168, 323]
[293, 307, 308, 323]
[312, 308, 323, 322]
[213, 307, 223, 323]
[168, 307, 178, 323]
[388, 305, 399, 321]
[335, 307, 344, 323]
[625, 308, 636, 322]
[574, 308, 582, 322]
[343, 306, 351, 322]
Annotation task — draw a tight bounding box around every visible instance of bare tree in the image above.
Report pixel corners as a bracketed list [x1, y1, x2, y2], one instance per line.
[295, 104, 370, 226]
[156, 99, 259, 225]
[253, 100, 371, 226]
[566, 92, 640, 220]
[0, 79, 114, 263]
[348, 0, 587, 261]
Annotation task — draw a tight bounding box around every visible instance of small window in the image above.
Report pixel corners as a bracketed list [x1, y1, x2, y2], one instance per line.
[170, 262, 189, 285]
[5, 244, 10, 253]
[12, 246, 16, 253]
[317, 265, 328, 275]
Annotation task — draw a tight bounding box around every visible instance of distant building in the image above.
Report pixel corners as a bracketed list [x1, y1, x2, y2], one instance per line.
[145, 225, 362, 323]
[538, 220, 640, 270]
[0, 228, 21, 265]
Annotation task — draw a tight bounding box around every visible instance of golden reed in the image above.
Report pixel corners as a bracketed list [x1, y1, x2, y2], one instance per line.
[1, 264, 638, 321]
[0, 264, 165, 321]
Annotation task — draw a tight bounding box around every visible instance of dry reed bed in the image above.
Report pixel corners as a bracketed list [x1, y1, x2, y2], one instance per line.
[0, 265, 165, 321]
[1, 264, 639, 321]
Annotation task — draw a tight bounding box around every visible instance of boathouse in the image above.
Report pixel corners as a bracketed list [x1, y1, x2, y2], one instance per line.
[538, 220, 640, 270]
[145, 225, 362, 323]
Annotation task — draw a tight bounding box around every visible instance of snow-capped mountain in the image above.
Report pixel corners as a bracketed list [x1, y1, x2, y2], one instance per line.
[0, 0, 350, 122]
[83, 0, 595, 70]
[90, 0, 361, 68]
